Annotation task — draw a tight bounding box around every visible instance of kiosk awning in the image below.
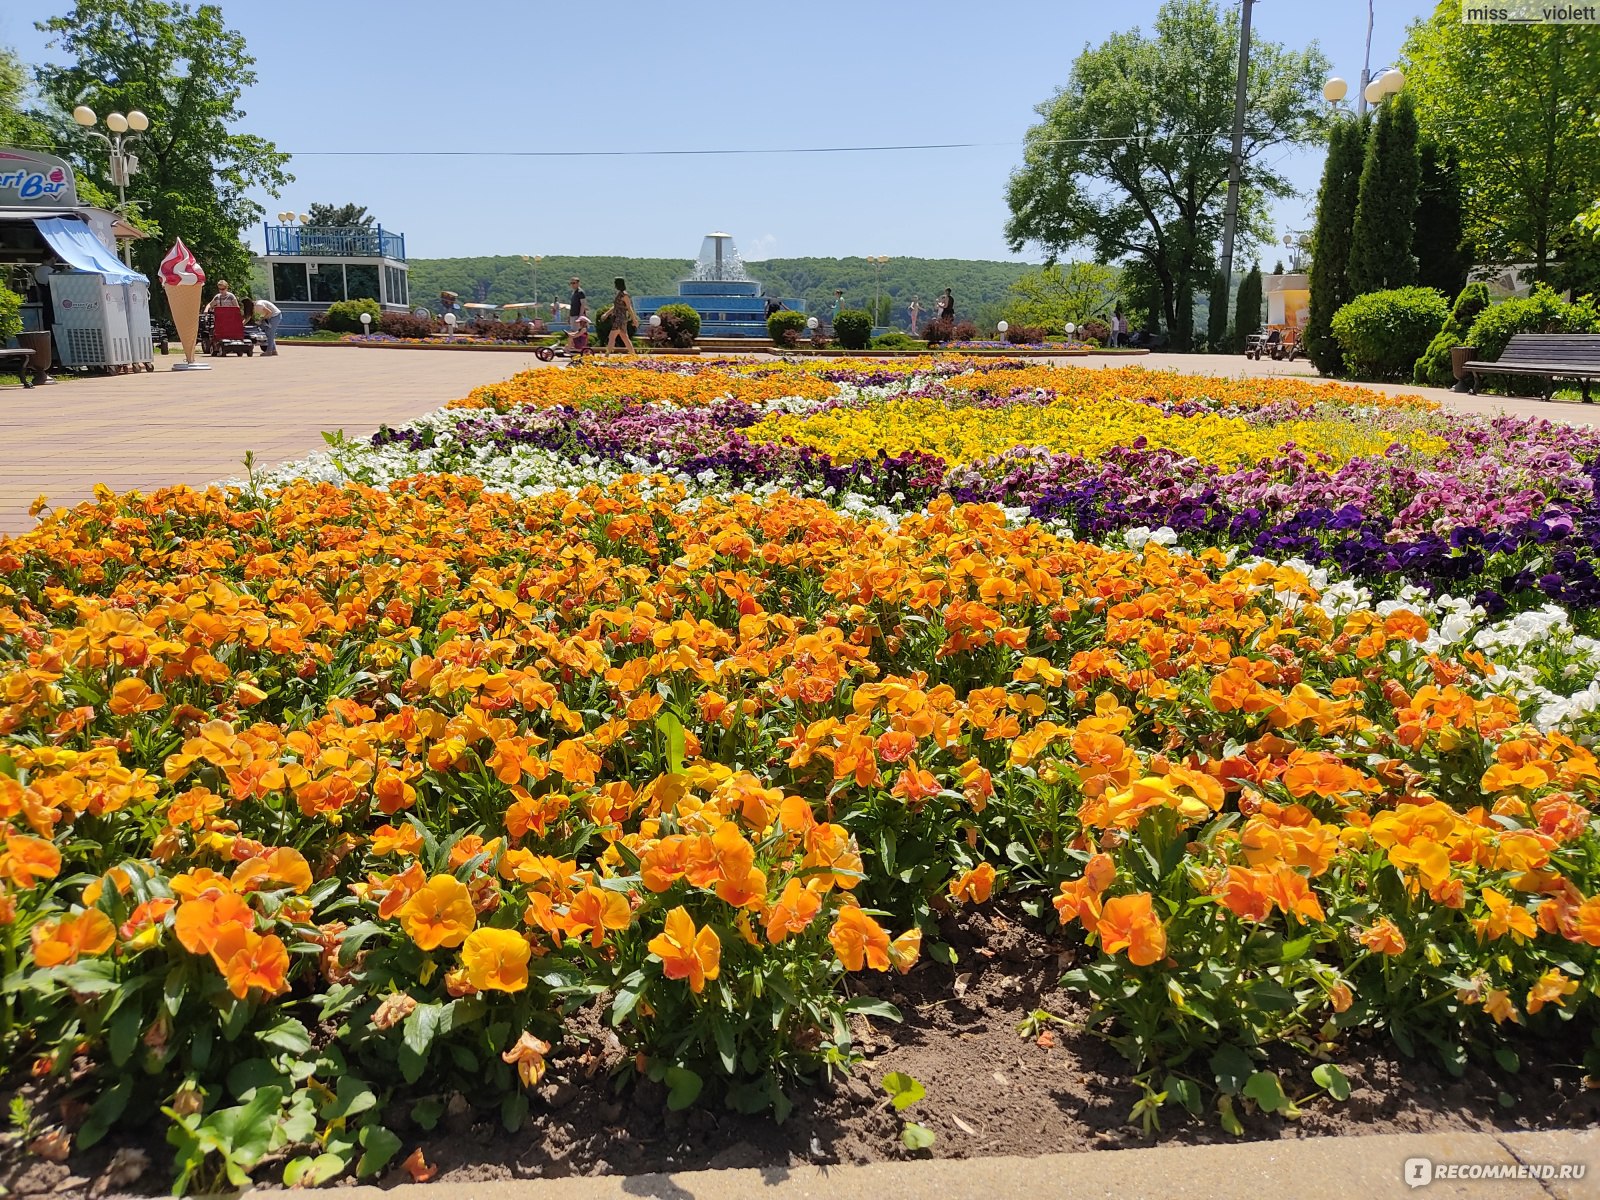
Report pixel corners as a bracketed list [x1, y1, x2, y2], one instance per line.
[33, 216, 145, 285]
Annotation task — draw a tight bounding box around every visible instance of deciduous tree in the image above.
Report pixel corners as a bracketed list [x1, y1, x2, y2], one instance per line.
[1402, 3, 1600, 277]
[1004, 0, 1327, 350]
[1000, 262, 1122, 331]
[34, 0, 291, 295]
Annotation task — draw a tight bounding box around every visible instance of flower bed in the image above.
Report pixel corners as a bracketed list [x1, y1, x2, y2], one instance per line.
[2, 357, 1598, 1192]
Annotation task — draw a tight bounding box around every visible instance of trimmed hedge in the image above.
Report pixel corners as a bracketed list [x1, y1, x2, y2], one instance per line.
[767, 311, 809, 347]
[833, 309, 873, 350]
[1330, 287, 1449, 381]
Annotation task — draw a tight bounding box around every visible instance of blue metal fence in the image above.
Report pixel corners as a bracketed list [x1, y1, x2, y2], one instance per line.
[263, 224, 406, 260]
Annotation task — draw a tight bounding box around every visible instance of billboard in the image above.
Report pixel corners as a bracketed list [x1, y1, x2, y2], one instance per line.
[0, 147, 79, 208]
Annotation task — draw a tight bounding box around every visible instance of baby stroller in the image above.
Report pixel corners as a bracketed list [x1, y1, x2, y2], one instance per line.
[205, 305, 255, 356]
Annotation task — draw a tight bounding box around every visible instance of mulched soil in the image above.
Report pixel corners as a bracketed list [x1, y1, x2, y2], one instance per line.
[4, 903, 1596, 1196]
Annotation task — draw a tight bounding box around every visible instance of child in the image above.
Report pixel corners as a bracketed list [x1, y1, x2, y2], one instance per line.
[568, 315, 591, 357]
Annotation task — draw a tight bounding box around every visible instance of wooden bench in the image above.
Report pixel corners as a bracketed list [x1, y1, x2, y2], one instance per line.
[1464, 333, 1600, 401]
[0, 347, 35, 388]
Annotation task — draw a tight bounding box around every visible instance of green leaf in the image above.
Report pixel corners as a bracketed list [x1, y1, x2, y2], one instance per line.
[284, 1153, 347, 1187]
[1218, 1094, 1244, 1137]
[843, 997, 903, 1023]
[881, 1071, 926, 1111]
[664, 1066, 703, 1111]
[712, 1016, 737, 1075]
[1278, 934, 1314, 963]
[928, 942, 957, 966]
[901, 1121, 936, 1151]
[257, 1017, 312, 1056]
[76, 1077, 132, 1150]
[1312, 1063, 1350, 1102]
[1164, 1075, 1202, 1116]
[356, 1124, 402, 1178]
[1242, 1072, 1287, 1114]
[403, 1002, 445, 1059]
[227, 1057, 287, 1100]
[1494, 1047, 1520, 1074]
[203, 1085, 283, 1169]
[1209, 1044, 1253, 1095]
[322, 1076, 377, 1121]
[501, 1091, 529, 1133]
[656, 712, 687, 775]
[411, 1098, 445, 1131]
[107, 1001, 142, 1067]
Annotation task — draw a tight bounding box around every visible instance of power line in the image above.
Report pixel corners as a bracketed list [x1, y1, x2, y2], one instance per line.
[284, 136, 1146, 159]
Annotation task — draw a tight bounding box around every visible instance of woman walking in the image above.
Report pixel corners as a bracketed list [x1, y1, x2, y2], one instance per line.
[907, 296, 921, 334]
[606, 276, 637, 355]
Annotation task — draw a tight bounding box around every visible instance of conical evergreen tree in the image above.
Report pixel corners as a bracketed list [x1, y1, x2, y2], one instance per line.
[1415, 141, 1470, 296]
[1348, 92, 1421, 295]
[1234, 262, 1263, 347]
[1207, 270, 1230, 351]
[1306, 118, 1367, 375]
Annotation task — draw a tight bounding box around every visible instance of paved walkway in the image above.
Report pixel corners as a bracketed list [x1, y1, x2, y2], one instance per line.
[4, 345, 1598, 536]
[0, 346, 549, 534]
[336, 1129, 1596, 1200]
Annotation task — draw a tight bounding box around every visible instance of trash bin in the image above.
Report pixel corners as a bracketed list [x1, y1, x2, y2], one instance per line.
[14, 331, 52, 386]
[1449, 345, 1471, 382]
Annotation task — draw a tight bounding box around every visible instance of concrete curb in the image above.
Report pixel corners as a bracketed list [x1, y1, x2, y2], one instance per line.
[316, 1128, 1597, 1200]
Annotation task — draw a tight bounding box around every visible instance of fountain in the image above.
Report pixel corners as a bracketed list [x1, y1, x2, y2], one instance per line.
[635, 232, 805, 339]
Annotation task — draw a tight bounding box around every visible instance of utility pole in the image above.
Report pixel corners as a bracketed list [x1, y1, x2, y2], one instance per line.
[1216, 0, 1254, 319]
[1358, 0, 1374, 116]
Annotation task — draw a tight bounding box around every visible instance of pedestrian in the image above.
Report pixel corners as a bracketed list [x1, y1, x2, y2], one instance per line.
[908, 296, 921, 334]
[830, 289, 844, 326]
[438, 291, 460, 320]
[937, 288, 954, 323]
[253, 295, 283, 355]
[606, 277, 637, 355]
[569, 277, 586, 325]
[1107, 306, 1122, 348]
[203, 279, 241, 313]
[550, 298, 560, 323]
[764, 293, 784, 320]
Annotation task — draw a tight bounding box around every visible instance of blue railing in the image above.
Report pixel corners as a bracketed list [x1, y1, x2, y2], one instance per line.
[262, 224, 406, 261]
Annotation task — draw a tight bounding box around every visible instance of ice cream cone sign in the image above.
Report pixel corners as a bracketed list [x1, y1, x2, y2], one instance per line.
[159, 239, 206, 366]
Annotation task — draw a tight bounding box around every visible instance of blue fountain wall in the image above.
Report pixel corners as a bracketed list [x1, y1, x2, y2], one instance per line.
[636, 279, 807, 338]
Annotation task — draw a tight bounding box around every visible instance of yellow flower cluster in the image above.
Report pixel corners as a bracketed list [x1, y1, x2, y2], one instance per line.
[747, 394, 1443, 468]
[451, 364, 838, 412]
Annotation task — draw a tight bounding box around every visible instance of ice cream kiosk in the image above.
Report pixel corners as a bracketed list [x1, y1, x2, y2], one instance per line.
[0, 145, 153, 372]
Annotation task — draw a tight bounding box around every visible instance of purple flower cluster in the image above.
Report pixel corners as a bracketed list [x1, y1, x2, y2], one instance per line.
[372, 397, 1600, 615]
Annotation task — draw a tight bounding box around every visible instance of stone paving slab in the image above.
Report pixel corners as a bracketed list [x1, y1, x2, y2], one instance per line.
[322, 1129, 1596, 1200]
[0, 345, 549, 534]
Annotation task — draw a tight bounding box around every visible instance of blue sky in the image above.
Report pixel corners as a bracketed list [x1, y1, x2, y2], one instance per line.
[2, 0, 1436, 263]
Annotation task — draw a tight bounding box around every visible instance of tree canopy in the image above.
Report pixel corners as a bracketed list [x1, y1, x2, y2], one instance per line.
[1000, 263, 1122, 331]
[1306, 117, 1367, 375]
[1003, 0, 1328, 350]
[305, 202, 374, 229]
[1402, 3, 1600, 277]
[33, 0, 291, 294]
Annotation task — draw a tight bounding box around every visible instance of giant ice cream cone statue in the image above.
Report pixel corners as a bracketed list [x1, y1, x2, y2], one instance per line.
[159, 238, 208, 369]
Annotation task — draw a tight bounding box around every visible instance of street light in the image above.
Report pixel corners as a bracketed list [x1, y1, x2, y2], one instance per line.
[1326, 0, 1405, 116]
[73, 104, 151, 263]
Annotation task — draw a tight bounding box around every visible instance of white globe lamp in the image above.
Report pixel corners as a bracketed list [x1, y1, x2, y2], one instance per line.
[105, 111, 128, 133]
[997, 321, 1009, 334]
[806, 317, 819, 330]
[649, 313, 662, 328]
[1322, 77, 1348, 104]
[127, 110, 149, 132]
[72, 105, 96, 127]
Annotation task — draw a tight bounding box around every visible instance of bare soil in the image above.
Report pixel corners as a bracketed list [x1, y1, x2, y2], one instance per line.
[4, 903, 1596, 1196]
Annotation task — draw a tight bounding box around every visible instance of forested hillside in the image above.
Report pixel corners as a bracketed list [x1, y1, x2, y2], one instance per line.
[404, 254, 1038, 324]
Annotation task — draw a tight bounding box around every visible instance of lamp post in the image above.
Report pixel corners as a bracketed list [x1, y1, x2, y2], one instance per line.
[72, 104, 150, 264]
[1323, 62, 1404, 116]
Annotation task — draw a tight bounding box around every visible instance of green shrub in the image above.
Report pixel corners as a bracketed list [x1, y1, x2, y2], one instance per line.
[595, 303, 638, 340]
[1413, 281, 1491, 387]
[871, 332, 924, 350]
[1465, 284, 1600, 362]
[1330, 286, 1449, 381]
[0, 285, 22, 344]
[833, 309, 873, 350]
[318, 298, 383, 333]
[767, 310, 809, 347]
[652, 303, 701, 348]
